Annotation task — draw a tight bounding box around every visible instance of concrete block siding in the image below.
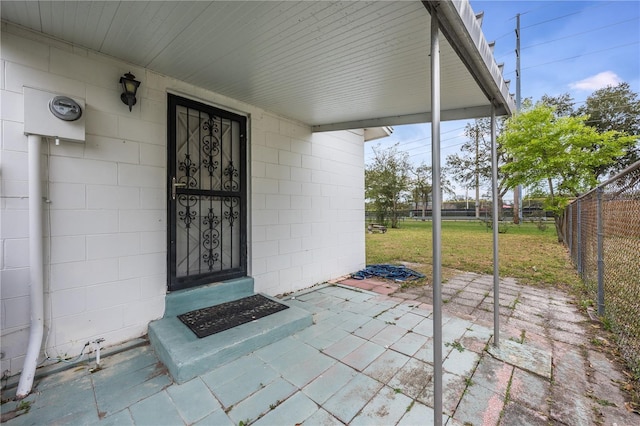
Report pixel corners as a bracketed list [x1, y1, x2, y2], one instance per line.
[0, 23, 365, 376]
[251, 126, 365, 297]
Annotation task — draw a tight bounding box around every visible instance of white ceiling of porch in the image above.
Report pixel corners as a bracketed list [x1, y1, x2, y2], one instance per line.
[1, 1, 514, 130]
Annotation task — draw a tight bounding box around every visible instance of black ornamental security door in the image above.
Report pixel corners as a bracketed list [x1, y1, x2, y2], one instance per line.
[168, 95, 247, 291]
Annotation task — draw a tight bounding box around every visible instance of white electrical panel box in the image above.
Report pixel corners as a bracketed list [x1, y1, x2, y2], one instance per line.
[23, 87, 86, 143]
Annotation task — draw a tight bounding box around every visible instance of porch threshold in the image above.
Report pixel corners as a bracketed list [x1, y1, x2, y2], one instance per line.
[149, 290, 313, 384]
[164, 277, 256, 318]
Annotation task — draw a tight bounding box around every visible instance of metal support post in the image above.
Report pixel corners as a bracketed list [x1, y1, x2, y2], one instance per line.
[490, 105, 500, 347]
[430, 10, 443, 426]
[596, 188, 605, 316]
[577, 199, 582, 275]
[568, 203, 573, 256]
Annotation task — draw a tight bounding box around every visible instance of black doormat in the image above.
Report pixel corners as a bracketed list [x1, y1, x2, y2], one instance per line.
[177, 294, 289, 339]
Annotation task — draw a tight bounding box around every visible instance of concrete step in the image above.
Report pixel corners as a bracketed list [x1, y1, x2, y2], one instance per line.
[164, 277, 255, 318]
[149, 279, 312, 384]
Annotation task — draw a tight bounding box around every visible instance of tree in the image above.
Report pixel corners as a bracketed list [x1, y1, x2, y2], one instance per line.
[541, 84, 640, 178]
[541, 93, 574, 117]
[576, 82, 640, 175]
[500, 103, 635, 241]
[410, 163, 432, 218]
[365, 143, 412, 228]
[446, 117, 509, 220]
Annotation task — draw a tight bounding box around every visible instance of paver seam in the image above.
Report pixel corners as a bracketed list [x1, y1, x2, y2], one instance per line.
[547, 329, 604, 425]
[230, 296, 419, 425]
[341, 276, 637, 426]
[448, 345, 486, 419]
[493, 362, 517, 425]
[87, 364, 104, 421]
[221, 373, 316, 425]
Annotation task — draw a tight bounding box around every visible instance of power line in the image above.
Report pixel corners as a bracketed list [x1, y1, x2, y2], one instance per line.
[520, 41, 640, 72]
[374, 103, 637, 157]
[383, 125, 467, 150]
[520, 1, 609, 29]
[516, 3, 556, 17]
[365, 133, 469, 161]
[402, 135, 471, 156]
[495, 16, 639, 60]
[521, 10, 584, 30]
[493, 30, 514, 42]
[502, 41, 639, 76]
[521, 17, 639, 51]
[372, 101, 639, 157]
[487, 2, 609, 44]
[402, 130, 469, 153]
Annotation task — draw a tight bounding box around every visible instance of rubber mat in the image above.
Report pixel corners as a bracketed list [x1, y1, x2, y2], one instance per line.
[177, 294, 289, 338]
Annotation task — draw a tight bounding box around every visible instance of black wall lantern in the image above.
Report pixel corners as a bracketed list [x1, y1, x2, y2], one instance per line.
[119, 72, 140, 111]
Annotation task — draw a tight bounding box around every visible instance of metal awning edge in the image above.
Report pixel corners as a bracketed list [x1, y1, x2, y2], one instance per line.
[423, 0, 515, 116]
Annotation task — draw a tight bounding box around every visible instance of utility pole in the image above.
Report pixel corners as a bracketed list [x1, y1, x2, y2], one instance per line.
[513, 13, 522, 224]
[475, 125, 480, 219]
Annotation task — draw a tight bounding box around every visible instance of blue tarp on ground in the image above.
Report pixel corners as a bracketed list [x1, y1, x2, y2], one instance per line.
[351, 264, 425, 281]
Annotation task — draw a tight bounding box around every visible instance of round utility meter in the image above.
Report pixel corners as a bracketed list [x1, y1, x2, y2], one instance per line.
[48, 96, 82, 121]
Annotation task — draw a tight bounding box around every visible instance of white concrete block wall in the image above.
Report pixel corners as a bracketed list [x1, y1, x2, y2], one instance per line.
[1, 23, 366, 376]
[0, 25, 171, 375]
[250, 121, 366, 296]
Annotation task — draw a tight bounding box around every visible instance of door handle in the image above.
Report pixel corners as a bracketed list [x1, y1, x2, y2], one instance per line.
[171, 177, 187, 200]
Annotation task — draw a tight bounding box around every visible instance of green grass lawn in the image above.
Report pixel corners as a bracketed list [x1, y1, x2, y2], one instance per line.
[366, 219, 581, 289]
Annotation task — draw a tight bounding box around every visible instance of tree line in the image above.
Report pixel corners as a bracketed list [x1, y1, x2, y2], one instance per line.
[365, 82, 640, 240]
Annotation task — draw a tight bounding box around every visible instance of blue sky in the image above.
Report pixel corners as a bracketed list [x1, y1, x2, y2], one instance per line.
[365, 0, 640, 198]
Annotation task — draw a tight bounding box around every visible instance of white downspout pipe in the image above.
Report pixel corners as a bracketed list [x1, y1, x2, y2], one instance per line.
[17, 134, 45, 398]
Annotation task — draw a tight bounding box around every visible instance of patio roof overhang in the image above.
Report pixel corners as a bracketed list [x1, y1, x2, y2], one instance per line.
[1, 0, 514, 131]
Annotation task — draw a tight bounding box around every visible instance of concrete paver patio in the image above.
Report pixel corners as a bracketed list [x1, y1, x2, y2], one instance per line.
[1, 272, 637, 425]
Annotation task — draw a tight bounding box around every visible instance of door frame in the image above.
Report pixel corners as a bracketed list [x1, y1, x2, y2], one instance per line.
[166, 93, 248, 291]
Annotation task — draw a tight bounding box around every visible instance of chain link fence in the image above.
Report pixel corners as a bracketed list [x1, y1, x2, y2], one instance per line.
[562, 160, 640, 376]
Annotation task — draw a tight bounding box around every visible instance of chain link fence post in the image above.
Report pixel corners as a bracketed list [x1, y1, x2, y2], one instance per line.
[576, 198, 582, 276]
[568, 203, 573, 255]
[596, 187, 605, 316]
[563, 160, 640, 376]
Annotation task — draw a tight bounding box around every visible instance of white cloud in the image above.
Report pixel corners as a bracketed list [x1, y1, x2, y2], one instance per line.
[569, 71, 622, 91]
